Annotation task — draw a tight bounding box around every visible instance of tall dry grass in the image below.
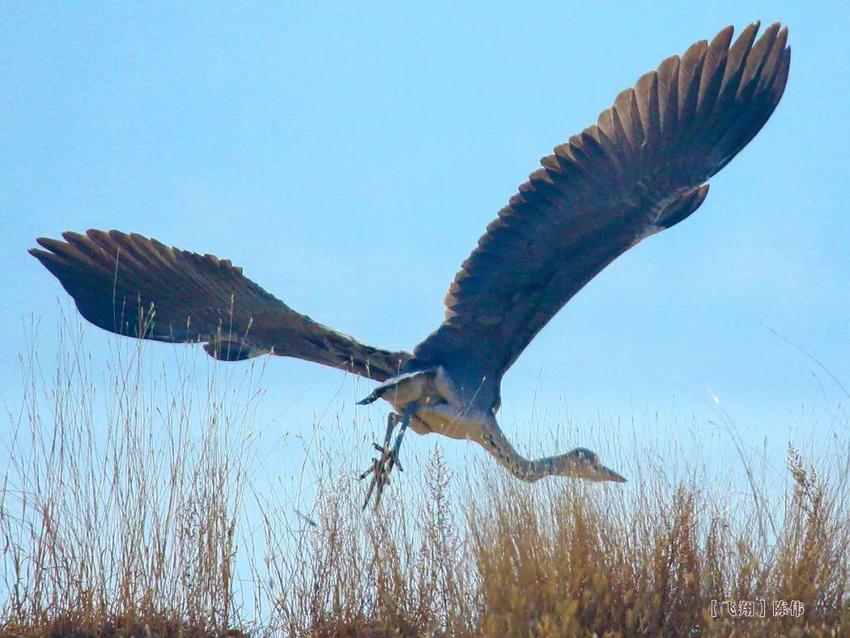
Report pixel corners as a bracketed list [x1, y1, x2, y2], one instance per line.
[1, 315, 260, 636]
[1, 314, 848, 637]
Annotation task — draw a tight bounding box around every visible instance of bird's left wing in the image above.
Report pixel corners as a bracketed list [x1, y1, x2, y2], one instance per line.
[412, 22, 790, 383]
[31, 229, 409, 381]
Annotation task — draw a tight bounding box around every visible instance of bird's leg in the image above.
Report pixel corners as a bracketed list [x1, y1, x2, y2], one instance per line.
[359, 412, 397, 507]
[359, 403, 417, 509]
[389, 404, 413, 463]
[359, 411, 401, 508]
[381, 411, 398, 450]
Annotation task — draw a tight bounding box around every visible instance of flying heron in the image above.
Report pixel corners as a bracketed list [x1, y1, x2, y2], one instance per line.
[30, 23, 790, 507]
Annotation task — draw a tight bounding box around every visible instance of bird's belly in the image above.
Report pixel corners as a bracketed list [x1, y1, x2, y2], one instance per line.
[379, 365, 484, 441]
[411, 404, 487, 442]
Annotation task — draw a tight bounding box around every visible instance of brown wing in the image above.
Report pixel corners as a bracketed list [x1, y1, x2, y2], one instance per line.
[412, 22, 790, 383]
[30, 229, 410, 382]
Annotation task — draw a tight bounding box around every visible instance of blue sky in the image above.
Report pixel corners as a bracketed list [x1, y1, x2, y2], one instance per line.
[2, 3, 849, 479]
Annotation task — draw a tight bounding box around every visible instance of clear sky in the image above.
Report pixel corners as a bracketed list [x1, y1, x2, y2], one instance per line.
[2, 3, 849, 482]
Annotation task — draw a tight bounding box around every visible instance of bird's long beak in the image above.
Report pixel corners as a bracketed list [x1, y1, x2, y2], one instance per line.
[600, 464, 627, 483]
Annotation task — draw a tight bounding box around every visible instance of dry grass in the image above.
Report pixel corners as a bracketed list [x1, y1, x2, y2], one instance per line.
[2, 316, 849, 637]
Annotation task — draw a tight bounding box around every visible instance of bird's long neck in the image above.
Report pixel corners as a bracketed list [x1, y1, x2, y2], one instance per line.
[479, 423, 567, 483]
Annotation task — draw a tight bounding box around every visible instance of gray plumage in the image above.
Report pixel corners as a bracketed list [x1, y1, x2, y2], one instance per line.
[30, 23, 790, 505]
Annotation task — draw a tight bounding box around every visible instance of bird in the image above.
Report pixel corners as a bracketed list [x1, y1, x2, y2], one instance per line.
[30, 22, 790, 507]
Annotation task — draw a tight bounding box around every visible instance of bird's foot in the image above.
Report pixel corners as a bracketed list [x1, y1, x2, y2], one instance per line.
[359, 442, 404, 509]
[358, 404, 417, 510]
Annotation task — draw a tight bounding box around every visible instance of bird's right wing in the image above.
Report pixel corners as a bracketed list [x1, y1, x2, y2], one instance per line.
[30, 230, 410, 382]
[412, 23, 790, 384]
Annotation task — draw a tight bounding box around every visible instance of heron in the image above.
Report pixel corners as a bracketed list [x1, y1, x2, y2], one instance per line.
[30, 22, 790, 507]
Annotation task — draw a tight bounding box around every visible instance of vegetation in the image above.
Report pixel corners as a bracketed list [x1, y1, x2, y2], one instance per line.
[2, 317, 848, 637]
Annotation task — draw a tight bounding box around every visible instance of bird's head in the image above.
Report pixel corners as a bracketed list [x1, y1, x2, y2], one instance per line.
[557, 447, 627, 483]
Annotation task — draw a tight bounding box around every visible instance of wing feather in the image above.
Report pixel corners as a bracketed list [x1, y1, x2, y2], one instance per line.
[31, 230, 409, 381]
[412, 23, 790, 387]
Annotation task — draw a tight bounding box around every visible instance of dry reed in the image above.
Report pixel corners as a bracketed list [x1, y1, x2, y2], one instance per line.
[1, 315, 848, 637]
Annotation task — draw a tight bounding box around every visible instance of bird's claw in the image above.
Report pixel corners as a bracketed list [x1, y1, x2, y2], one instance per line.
[360, 442, 403, 509]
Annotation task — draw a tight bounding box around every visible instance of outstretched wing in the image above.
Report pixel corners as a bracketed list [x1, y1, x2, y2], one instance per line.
[31, 229, 410, 382]
[413, 22, 790, 382]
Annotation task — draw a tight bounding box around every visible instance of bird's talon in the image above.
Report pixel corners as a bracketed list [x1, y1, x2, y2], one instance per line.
[360, 443, 403, 508]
